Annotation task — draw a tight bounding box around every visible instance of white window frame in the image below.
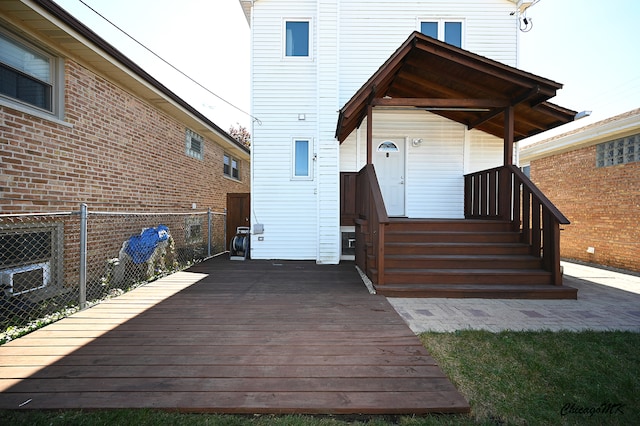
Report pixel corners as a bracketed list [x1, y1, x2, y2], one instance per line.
[223, 152, 241, 181]
[291, 137, 314, 180]
[417, 18, 465, 48]
[282, 18, 313, 60]
[0, 26, 65, 121]
[185, 128, 204, 160]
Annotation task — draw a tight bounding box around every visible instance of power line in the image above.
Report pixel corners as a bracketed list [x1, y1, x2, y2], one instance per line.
[76, 0, 260, 125]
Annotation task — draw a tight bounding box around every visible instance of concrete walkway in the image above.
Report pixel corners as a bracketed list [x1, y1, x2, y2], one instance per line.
[388, 261, 640, 333]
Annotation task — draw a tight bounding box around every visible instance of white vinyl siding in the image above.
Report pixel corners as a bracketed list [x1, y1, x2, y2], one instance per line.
[377, 111, 465, 218]
[339, 110, 505, 218]
[250, 1, 319, 260]
[465, 129, 504, 173]
[337, 0, 517, 105]
[249, 0, 518, 260]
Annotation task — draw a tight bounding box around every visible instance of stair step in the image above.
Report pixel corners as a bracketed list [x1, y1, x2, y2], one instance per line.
[387, 219, 513, 233]
[375, 284, 578, 299]
[381, 268, 553, 285]
[385, 231, 521, 243]
[385, 242, 532, 255]
[384, 254, 542, 269]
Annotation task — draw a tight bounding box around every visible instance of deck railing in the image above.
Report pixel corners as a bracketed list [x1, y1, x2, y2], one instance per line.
[464, 165, 570, 285]
[355, 164, 389, 285]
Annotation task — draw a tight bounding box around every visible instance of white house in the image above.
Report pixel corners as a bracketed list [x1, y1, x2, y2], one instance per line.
[239, 0, 578, 300]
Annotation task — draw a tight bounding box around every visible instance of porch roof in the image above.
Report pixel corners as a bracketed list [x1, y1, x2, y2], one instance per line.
[336, 31, 577, 143]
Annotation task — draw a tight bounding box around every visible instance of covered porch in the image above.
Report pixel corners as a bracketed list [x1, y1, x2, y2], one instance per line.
[336, 32, 578, 299]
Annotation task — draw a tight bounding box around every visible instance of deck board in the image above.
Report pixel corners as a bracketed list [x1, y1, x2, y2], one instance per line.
[0, 257, 469, 414]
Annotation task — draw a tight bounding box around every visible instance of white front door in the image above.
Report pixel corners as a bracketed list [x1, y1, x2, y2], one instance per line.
[373, 138, 406, 216]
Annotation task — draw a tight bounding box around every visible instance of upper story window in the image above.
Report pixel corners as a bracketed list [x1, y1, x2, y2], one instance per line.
[284, 20, 311, 58]
[0, 27, 63, 118]
[185, 129, 204, 160]
[596, 134, 640, 167]
[420, 20, 463, 48]
[224, 153, 241, 180]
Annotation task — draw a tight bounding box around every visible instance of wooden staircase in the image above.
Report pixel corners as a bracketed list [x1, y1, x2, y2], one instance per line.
[370, 219, 578, 299]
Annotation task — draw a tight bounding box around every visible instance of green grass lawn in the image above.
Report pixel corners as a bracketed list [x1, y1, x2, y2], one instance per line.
[1, 330, 638, 425]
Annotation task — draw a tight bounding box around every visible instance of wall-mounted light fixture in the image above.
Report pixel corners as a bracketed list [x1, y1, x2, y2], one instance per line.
[575, 110, 592, 120]
[298, 113, 306, 120]
[411, 138, 423, 147]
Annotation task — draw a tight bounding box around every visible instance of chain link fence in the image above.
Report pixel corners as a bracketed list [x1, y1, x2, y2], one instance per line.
[0, 205, 226, 343]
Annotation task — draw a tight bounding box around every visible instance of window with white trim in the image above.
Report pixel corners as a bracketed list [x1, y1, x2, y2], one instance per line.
[292, 138, 313, 179]
[185, 129, 204, 160]
[596, 133, 640, 167]
[223, 153, 241, 180]
[420, 19, 463, 48]
[284, 19, 311, 58]
[0, 27, 63, 117]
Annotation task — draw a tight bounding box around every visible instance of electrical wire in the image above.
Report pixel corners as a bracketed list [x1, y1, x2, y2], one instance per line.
[76, 0, 260, 125]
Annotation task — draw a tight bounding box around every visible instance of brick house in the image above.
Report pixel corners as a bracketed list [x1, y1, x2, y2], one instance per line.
[0, 0, 250, 300]
[519, 108, 640, 273]
[1, 0, 250, 214]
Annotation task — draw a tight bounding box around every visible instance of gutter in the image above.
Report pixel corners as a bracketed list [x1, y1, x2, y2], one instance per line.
[31, 0, 249, 155]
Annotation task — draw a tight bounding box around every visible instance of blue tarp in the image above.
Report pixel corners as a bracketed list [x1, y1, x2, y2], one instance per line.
[125, 225, 170, 264]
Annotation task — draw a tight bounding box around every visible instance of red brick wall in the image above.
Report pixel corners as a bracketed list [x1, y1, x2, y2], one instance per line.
[530, 145, 640, 273]
[1, 60, 250, 214]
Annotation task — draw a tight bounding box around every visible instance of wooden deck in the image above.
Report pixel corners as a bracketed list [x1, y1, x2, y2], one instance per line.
[0, 256, 469, 414]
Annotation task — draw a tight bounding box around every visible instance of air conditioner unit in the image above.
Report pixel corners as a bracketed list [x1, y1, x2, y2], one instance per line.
[0, 262, 50, 296]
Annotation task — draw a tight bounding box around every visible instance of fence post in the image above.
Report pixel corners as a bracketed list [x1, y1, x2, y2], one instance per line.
[207, 208, 212, 258]
[223, 208, 227, 252]
[79, 203, 88, 310]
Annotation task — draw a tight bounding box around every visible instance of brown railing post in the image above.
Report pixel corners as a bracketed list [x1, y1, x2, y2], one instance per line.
[498, 167, 511, 221]
[376, 223, 385, 286]
[544, 211, 563, 285]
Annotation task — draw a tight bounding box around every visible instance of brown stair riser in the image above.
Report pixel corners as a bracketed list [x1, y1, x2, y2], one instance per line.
[383, 258, 543, 269]
[375, 286, 577, 299]
[387, 223, 514, 233]
[382, 272, 553, 285]
[384, 244, 532, 256]
[385, 232, 522, 243]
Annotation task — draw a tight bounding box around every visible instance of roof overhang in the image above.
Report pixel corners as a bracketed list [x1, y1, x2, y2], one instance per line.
[0, 0, 249, 158]
[520, 108, 640, 163]
[336, 31, 577, 143]
[239, 0, 253, 25]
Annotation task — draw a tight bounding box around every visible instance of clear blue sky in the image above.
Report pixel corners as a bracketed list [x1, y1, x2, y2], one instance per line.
[519, 0, 640, 139]
[55, 0, 640, 138]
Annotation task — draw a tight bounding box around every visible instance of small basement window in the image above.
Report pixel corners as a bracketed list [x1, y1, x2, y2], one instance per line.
[185, 217, 203, 245]
[185, 129, 204, 160]
[0, 224, 62, 296]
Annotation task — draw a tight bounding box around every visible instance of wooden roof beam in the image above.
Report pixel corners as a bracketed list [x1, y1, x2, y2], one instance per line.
[467, 86, 541, 130]
[372, 98, 508, 109]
